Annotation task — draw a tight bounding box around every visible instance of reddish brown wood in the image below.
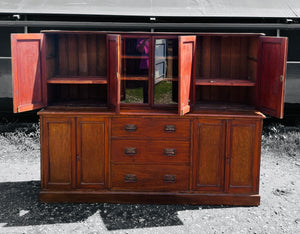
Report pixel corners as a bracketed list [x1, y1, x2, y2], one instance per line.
[107, 34, 121, 114]
[226, 119, 260, 193]
[76, 117, 108, 189]
[111, 140, 190, 164]
[11, 33, 46, 113]
[41, 117, 75, 190]
[178, 36, 196, 116]
[47, 76, 107, 84]
[111, 117, 190, 139]
[257, 37, 288, 118]
[111, 164, 189, 191]
[193, 119, 226, 192]
[195, 79, 256, 86]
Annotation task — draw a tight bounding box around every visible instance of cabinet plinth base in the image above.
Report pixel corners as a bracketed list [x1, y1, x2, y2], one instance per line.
[39, 191, 260, 206]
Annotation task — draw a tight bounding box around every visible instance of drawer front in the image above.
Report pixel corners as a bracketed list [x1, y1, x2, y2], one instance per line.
[111, 140, 190, 163]
[111, 165, 189, 191]
[112, 118, 190, 139]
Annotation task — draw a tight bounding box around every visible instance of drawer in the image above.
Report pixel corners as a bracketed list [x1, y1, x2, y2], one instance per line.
[111, 140, 190, 163]
[111, 165, 189, 191]
[112, 118, 190, 139]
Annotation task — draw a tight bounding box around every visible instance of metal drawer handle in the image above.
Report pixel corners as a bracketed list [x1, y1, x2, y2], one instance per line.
[125, 147, 137, 156]
[164, 125, 176, 133]
[164, 148, 176, 156]
[124, 174, 137, 182]
[125, 124, 137, 132]
[164, 175, 176, 183]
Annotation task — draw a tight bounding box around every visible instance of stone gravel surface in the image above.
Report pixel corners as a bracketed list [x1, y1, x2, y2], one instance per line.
[0, 135, 299, 234]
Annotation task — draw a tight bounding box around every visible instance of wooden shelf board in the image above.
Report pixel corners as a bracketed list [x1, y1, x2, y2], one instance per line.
[121, 76, 148, 81]
[122, 55, 148, 59]
[195, 78, 256, 87]
[47, 76, 107, 84]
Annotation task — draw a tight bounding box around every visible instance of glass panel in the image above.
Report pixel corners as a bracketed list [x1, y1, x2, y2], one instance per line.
[154, 38, 178, 104]
[120, 80, 148, 104]
[122, 38, 149, 78]
[121, 37, 150, 104]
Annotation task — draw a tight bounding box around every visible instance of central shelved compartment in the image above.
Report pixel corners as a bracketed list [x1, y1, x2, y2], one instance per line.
[194, 35, 259, 110]
[44, 32, 108, 106]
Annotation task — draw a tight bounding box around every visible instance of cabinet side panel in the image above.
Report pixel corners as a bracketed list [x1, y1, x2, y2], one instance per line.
[77, 120, 106, 188]
[193, 119, 225, 191]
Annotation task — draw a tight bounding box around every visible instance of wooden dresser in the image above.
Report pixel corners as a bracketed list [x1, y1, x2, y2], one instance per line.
[11, 31, 287, 205]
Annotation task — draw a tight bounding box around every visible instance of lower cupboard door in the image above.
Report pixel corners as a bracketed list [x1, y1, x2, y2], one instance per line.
[111, 165, 189, 191]
[76, 118, 108, 189]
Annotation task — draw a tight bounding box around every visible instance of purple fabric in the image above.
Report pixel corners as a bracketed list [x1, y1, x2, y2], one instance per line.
[137, 38, 149, 69]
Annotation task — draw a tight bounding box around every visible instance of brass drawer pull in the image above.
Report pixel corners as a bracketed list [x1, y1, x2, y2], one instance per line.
[125, 124, 137, 132]
[125, 147, 137, 156]
[164, 148, 176, 156]
[124, 174, 137, 182]
[164, 125, 176, 133]
[164, 175, 176, 183]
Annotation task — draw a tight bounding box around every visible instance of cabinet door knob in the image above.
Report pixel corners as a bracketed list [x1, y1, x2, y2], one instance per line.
[124, 174, 137, 182]
[164, 175, 176, 183]
[125, 124, 137, 132]
[164, 125, 176, 133]
[164, 148, 176, 156]
[125, 147, 137, 156]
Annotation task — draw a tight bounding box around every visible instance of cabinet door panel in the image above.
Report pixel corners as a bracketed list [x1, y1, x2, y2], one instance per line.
[42, 117, 75, 190]
[77, 118, 108, 189]
[11, 34, 46, 113]
[107, 34, 121, 114]
[193, 119, 226, 191]
[178, 36, 196, 116]
[257, 37, 288, 118]
[227, 120, 260, 193]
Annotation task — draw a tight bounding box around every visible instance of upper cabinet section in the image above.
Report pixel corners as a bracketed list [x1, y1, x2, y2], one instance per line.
[11, 32, 287, 118]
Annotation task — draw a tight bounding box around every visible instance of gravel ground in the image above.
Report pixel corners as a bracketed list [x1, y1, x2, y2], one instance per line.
[0, 128, 300, 233]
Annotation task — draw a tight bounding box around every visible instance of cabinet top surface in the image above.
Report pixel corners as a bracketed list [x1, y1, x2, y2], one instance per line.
[40, 30, 265, 37]
[38, 107, 265, 119]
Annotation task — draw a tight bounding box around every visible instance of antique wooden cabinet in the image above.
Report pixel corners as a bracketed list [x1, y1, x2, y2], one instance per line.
[11, 31, 287, 205]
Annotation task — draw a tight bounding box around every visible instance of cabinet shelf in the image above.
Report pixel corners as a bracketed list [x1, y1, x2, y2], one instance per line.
[195, 78, 256, 87]
[122, 55, 148, 59]
[121, 76, 148, 81]
[47, 76, 107, 84]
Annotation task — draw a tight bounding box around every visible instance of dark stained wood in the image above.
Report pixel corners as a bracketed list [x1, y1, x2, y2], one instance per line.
[41, 117, 75, 190]
[12, 31, 287, 205]
[111, 140, 190, 163]
[193, 119, 226, 191]
[257, 37, 287, 119]
[107, 34, 121, 114]
[39, 191, 260, 206]
[11, 33, 46, 113]
[111, 164, 189, 191]
[111, 117, 190, 139]
[76, 117, 108, 189]
[226, 120, 259, 193]
[178, 36, 196, 116]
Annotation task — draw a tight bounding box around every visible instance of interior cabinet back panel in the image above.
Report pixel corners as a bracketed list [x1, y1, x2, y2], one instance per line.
[56, 34, 107, 77]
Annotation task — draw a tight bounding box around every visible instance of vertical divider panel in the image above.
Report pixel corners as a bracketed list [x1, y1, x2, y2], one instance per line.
[107, 34, 121, 114]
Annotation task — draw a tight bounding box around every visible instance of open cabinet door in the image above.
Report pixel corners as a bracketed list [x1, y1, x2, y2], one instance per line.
[178, 36, 196, 116]
[107, 34, 121, 114]
[257, 37, 288, 119]
[11, 34, 46, 113]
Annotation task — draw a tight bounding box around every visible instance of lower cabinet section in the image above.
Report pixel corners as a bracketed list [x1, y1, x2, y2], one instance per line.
[39, 113, 263, 206]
